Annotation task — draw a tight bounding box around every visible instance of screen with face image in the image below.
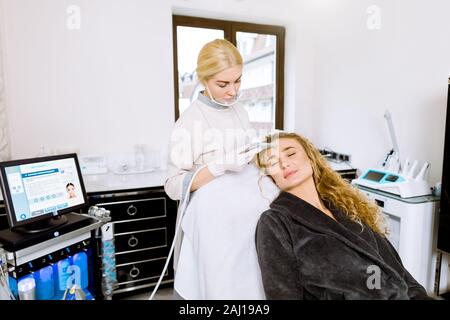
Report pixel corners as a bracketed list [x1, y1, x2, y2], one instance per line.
[0, 154, 87, 231]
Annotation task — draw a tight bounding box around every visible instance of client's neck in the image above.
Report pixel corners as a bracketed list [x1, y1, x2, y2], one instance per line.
[287, 178, 325, 212]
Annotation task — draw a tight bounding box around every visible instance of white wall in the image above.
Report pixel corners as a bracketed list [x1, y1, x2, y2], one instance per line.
[0, 18, 9, 161]
[0, 0, 174, 159]
[293, 0, 450, 185]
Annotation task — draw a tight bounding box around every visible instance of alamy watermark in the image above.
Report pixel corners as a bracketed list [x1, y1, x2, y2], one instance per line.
[366, 5, 381, 30]
[366, 265, 381, 290]
[66, 5, 81, 30]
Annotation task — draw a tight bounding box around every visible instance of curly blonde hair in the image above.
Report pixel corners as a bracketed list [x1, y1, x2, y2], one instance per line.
[256, 132, 387, 235]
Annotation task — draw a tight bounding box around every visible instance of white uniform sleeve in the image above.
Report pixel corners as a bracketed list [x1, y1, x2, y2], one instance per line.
[164, 169, 189, 201]
[164, 117, 195, 200]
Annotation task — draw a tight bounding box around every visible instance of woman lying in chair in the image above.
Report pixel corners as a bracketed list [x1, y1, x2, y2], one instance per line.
[255, 132, 431, 300]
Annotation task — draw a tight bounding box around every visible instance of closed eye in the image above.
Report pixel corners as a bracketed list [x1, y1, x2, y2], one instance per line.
[216, 76, 241, 88]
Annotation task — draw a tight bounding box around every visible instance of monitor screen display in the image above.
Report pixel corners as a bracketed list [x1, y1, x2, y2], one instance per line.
[0, 154, 88, 231]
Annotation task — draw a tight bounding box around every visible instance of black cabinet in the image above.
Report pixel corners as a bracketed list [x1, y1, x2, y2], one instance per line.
[87, 187, 177, 298]
[0, 202, 8, 230]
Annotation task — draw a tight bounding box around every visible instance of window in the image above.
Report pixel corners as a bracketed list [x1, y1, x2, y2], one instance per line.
[172, 15, 285, 131]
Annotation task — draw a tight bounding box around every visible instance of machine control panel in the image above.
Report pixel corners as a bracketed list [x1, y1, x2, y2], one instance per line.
[361, 170, 404, 184]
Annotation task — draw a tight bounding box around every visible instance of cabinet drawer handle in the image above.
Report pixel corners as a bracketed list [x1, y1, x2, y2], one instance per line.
[129, 266, 140, 278]
[127, 204, 137, 216]
[128, 235, 139, 248]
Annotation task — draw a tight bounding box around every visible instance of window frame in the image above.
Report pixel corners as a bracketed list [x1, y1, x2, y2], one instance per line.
[172, 15, 285, 130]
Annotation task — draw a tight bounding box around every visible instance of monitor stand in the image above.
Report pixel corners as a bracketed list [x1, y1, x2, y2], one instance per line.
[13, 215, 69, 234]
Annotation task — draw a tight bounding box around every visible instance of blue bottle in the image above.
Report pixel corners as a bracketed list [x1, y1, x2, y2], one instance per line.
[85, 247, 95, 296]
[17, 274, 36, 300]
[53, 257, 72, 299]
[71, 251, 88, 289]
[34, 265, 55, 300]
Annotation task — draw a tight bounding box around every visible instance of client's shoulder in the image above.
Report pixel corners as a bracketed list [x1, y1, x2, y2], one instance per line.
[256, 208, 294, 245]
[259, 208, 281, 221]
[258, 207, 291, 231]
[259, 192, 293, 220]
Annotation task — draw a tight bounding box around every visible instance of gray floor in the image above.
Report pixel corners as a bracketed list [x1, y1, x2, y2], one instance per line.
[120, 287, 174, 300]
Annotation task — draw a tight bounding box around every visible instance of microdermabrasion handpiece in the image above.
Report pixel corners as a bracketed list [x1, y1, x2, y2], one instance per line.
[401, 157, 410, 176]
[406, 160, 418, 179]
[415, 162, 430, 181]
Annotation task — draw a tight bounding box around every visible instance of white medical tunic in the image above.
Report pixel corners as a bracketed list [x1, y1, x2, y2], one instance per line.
[174, 165, 279, 299]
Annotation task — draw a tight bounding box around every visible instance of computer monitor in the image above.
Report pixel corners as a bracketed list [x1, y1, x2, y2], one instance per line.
[0, 153, 88, 233]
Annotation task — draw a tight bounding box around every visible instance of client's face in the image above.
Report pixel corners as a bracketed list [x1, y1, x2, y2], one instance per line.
[67, 185, 76, 198]
[260, 138, 314, 191]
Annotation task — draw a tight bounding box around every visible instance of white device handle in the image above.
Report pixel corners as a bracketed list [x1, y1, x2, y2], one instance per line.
[384, 110, 401, 172]
[406, 160, 418, 179]
[415, 162, 430, 181]
[401, 156, 410, 176]
[386, 152, 401, 173]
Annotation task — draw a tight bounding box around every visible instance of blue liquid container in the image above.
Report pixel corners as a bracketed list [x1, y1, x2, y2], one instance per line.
[85, 247, 95, 295]
[35, 265, 55, 300]
[53, 257, 72, 299]
[71, 251, 88, 289]
[17, 274, 36, 300]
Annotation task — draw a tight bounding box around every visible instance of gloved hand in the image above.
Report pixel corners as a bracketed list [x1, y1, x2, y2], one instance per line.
[208, 144, 260, 177]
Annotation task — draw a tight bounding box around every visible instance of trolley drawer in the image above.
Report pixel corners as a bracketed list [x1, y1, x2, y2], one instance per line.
[96, 197, 166, 222]
[114, 228, 167, 253]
